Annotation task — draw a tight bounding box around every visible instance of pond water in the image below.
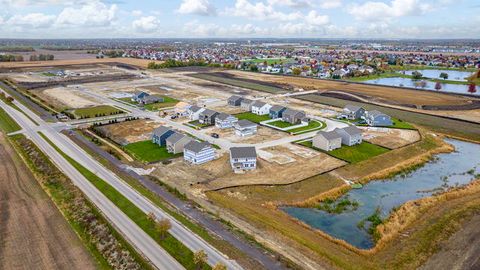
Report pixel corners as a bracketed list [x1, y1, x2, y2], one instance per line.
[364, 77, 478, 96]
[282, 139, 480, 249]
[401, 69, 474, 82]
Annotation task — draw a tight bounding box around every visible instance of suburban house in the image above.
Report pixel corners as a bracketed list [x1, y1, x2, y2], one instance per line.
[151, 126, 175, 146]
[166, 133, 193, 154]
[227, 95, 244, 106]
[233, 120, 257, 136]
[139, 95, 163, 105]
[364, 110, 393, 127]
[183, 141, 215, 165]
[312, 131, 342, 151]
[269, 105, 287, 119]
[282, 109, 306, 124]
[240, 98, 254, 111]
[199, 109, 220, 125]
[335, 126, 363, 146]
[251, 101, 272, 115]
[341, 105, 365, 120]
[229, 147, 257, 171]
[215, 113, 238, 129]
[187, 105, 205, 121]
[131, 91, 149, 102]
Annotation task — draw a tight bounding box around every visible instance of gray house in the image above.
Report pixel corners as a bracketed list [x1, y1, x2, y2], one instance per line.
[215, 113, 238, 129]
[282, 109, 306, 124]
[187, 105, 205, 121]
[184, 141, 215, 165]
[364, 110, 393, 127]
[131, 91, 149, 102]
[240, 98, 254, 111]
[140, 95, 164, 105]
[227, 95, 244, 106]
[151, 126, 175, 146]
[199, 109, 219, 125]
[233, 120, 257, 137]
[166, 133, 193, 154]
[269, 105, 287, 119]
[230, 147, 257, 171]
[312, 131, 342, 151]
[335, 126, 363, 146]
[341, 105, 365, 120]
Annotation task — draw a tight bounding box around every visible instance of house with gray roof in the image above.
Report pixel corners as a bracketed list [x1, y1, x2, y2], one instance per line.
[233, 120, 257, 137]
[140, 95, 164, 105]
[282, 108, 306, 124]
[131, 91, 149, 102]
[335, 126, 363, 146]
[184, 141, 215, 165]
[166, 133, 193, 154]
[229, 147, 257, 171]
[151, 126, 175, 146]
[198, 109, 219, 125]
[341, 104, 365, 120]
[251, 101, 272, 115]
[215, 113, 238, 129]
[312, 130, 342, 151]
[187, 105, 205, 121]
[240, 99, 254, 111]
[364, 110, 393, 127]
[269, 105, 287, 119]
[227, 95, 244, 106]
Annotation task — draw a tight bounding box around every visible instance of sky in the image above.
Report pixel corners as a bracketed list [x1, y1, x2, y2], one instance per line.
[0, 0, 479, 39]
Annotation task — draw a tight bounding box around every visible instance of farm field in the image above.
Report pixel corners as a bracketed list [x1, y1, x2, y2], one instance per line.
[0, 133, 97, 270]
[72, 105, 124, 119]
[191, 73, 287, 94]
[0, 57, 162, 69]
[124, 140, 181, 163]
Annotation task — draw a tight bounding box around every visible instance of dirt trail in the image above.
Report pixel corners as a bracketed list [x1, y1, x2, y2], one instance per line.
[0, 133, 96, 270]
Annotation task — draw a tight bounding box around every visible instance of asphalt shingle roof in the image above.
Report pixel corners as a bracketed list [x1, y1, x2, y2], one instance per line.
[230, 147, 257, 159]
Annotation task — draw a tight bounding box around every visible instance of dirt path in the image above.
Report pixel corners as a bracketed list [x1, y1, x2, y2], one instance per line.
[420, 214, 480, 270]
[0, 133, 97, 270]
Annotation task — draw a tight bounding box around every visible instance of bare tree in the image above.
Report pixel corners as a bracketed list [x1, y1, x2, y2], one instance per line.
[193, 250, 208, 270]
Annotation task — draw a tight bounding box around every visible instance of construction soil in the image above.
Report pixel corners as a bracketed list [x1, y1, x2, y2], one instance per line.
[0, 57, 161, 69]
[39, 87, 100, 109]
[362, 128, 421, 149]
[97, 119, 160, 145]
[0, 133, 96, 270]
[204, 125, 286, 144]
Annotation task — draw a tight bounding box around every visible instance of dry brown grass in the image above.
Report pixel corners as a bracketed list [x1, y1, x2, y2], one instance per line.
[0, 58, 162, 69]
[287, 184, 351, 207]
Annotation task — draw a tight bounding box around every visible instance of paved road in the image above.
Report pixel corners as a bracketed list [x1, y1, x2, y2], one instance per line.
[0, 99, 184, 270]
[1, 97, 242, 269]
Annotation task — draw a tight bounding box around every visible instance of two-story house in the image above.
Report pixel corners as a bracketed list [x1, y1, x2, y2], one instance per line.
[230, 147, 257, 171]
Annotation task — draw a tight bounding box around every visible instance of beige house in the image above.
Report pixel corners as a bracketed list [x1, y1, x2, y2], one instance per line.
[312, 131, 342, 151]
[166, 133, 193, 154]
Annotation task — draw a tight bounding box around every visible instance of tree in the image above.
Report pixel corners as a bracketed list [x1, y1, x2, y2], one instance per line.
[434, 82, 442, 90]
[6, 96, 14, 103]
[193, 250, 208, 269]
[468, 84, 477, 94]
[147, 212, 156, 222]
[292, 67, 302, 76]
[439, 72, 449, 80]
[212, 263, 227, 270]
[411, 71, 423, 80]
[249, 64, 258, 72]
[155, 218, 171, 240]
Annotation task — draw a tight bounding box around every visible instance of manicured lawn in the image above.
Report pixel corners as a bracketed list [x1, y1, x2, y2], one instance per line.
[234, 112, 270, 123]
[118, 97, 138, 105]
[187, 120, 211, 128]
[124, 140, 181, 163]
[289, 120, 325, 134]
[268, 120, 295, 128]
[301, 140, 389, 163]
[391, 118, 416, 130]
[0, 107, 21, 133]
[143, 96, 179, 111]
[72, 105, 124, 119]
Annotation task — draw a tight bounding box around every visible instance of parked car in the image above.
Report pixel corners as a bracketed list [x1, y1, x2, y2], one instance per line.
[211, 133, 219, 138]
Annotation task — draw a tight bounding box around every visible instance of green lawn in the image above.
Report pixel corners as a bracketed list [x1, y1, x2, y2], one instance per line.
[234, 112, 271, 123]
[0, 107, 21, 133]
[267, 120, 295, 128]
[124, 140, 181, 163]
[187, 120, 211, 128]
[391, 118, 416, 130]
[144, 96, 179, 111]
[301, 141, 389, 163]
[289, 120, 325, 134]
[39, 133, 209, 270]
[117, 97, 138, 105]
[72, 105, 124, 119]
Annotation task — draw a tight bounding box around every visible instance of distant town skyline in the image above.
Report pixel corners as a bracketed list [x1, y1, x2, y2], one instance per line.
[0, 0, 478, 39]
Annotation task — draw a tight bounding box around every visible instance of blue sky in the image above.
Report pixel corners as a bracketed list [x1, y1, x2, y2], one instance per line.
[0, 0, 478, 39]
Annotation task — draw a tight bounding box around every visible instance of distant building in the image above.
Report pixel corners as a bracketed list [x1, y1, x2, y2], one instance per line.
[215, 113, 238, 129]
[199, 109, 219, 125]
[341, 105, 365, 120]
[282, 108, 306, 124]
[227, 95, 244, 106]
[240, 98, 254, 111]
[251, 101, 272, 115]
[187, 105, 205, 121]
[312, 131, 342, 151]
[335, 126, 363, 146]
[269, 105, 287, 119]
[139, 95, 164, 105]
[364, 110, 393, 127]
[230, 147, 257, 171]
[152, 126, 175, 146]
[166, 133, 193, 154]
[233, 120, 257, 137]
[184, 141, 215, 165]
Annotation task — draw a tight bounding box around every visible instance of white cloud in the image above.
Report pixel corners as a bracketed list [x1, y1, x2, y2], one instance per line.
[348, 0, 431, 21]
[319, 0, 342, 9]
[177, 0, 216, 16]
[132, 16, 160, 33]
[56, 1, 117, 26]
[227, 0, 302, 21]
[267, 0, 312, 8]
[132, 10, 143, 16]
[305, 10, 329, 26]
[7, 13, 56, 28]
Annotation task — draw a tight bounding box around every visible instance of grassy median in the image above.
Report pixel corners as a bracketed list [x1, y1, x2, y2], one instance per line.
[0, 107, 21, 133]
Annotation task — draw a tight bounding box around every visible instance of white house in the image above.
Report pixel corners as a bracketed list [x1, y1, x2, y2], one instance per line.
[215, 113, 238, 129]
[251, 101, 272, 115]
[230, 147, 257, 171]
[335, 126, 363, 146]
[233, 120, 257, 137]
[187, 105, 205, 121]
[183, 141, 215, 165]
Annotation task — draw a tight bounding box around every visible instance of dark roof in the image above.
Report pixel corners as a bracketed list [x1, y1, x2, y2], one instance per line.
[234, 119, 256, 128]
[283, 108, 305, 117]
[316, 130, 341, 141]
[166, 132, 188, 144]
[368, 110, 388, 118]
[184, 141, 212, 153]
[216, 112, 236, 121]
[152, 126, 173, 137]
[143, 95, 163, 101]
[270, 105, 286, 112]
[228, 95, 243, 102]
[200, 109, 219, 117]
[241, 98, 253, 104]
[344, 104, 363, 112]
[251, 100, 267, 108]
[189, 105, 203, 113]
[337, 125, 362, 136]
[133, 91, 149, 97]
[230, 147, 257, 159]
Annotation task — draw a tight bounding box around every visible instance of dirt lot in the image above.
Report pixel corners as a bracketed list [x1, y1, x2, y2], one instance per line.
[361, 127, 421, 149]
[152, 143, 346, 191]
[205, 125, 285, 144]
[38, 87, 100, 109]
[96, 119, 160, 145]
[0, 57, 161, 69]
[0, 133, 96, 270]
